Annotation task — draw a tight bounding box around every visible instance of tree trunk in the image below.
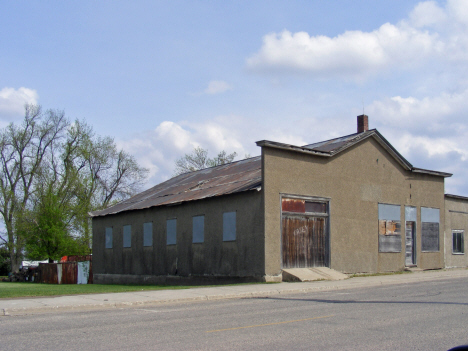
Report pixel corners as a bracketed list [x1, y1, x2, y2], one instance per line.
[9, 251, 21, 273]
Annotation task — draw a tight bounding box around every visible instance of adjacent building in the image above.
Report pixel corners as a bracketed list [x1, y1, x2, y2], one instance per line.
[91, 115, 463, 284]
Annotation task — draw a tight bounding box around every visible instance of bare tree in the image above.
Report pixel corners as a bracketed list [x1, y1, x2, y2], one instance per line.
[0, 105, 68, 272]
[0, 105, 149, 271]
[174, 147, 238, 175]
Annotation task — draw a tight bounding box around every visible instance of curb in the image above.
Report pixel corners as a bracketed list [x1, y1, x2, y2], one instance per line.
[2, 269, 468, 316]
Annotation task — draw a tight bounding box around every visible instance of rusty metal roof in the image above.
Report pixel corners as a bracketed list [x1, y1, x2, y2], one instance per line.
[302, 130, 374, 154]
[92, 128, 452, 218]
[90, 156, 262, 217]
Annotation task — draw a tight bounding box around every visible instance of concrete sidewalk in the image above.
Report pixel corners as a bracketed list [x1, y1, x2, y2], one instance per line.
[2, 268, 468, 316]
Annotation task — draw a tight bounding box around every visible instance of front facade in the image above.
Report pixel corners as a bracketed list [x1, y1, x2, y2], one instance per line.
[92, 115, 456, 284]
[260, 132, 447, 278]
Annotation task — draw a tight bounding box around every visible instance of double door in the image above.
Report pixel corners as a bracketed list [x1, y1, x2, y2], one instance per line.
[282, 215, 328, 268]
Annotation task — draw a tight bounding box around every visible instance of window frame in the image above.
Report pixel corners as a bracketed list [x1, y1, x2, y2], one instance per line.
[452, 230, 464, 255]
[378, 203, 402, 253]
[143, 222, 153, 247]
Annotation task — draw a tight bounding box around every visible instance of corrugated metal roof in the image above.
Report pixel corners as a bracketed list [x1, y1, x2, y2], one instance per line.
[90, 156, 262, 217]
[302, 130, 369, 153]
[92, 128, 453, 218]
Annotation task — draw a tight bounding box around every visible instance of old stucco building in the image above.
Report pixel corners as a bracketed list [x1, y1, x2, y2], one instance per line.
[91, 115, 463, 284]
[444, 194, 468, 268]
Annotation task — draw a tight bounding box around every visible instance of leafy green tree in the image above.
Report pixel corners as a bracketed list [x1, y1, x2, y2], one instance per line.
[174, 147, 238, 175]
[21, 188, 87, 262]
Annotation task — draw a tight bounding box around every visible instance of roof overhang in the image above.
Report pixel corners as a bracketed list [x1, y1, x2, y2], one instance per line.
[445, 194, 468, 201]
[256, 130, 452, 178]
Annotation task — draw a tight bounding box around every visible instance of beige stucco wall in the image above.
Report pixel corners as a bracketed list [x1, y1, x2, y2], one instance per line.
[92, 190, 264, 283]
[445, 196, 468, 268]
[262, 137, 445, 275]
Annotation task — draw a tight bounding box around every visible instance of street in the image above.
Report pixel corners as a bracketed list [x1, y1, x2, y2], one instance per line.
[1, 277, 468, 350]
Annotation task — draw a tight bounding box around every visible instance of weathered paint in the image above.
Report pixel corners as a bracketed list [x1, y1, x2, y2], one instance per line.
[92, 190, 264, 284]
[444, 195, 468, 268]
[282, 216, 327, 268]
[262, 136, 445, 275]
[38, 261, 92, 284]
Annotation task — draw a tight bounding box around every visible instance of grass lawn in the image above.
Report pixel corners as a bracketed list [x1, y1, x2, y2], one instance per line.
[0, 282, 190, 299]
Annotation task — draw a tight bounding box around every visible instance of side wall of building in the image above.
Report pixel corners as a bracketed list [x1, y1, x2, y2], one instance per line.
[92, 190, 265, 284]
[262, 137, 445, 276]
[445, 196, 468, 268]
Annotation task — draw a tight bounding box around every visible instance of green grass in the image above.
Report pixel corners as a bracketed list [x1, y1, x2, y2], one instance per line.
[0, 281, 273, 299]
[0, 282, 190, 299]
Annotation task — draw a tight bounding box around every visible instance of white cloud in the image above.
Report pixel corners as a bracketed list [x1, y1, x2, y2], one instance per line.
[364, 89, 468, 195]
[204, 80, 232, 95]
[409, 1, 447, 28]
[245, 1, 468, 78]
[246, 25, 440, 77]
[118, 116, 254, 186]
[0, 87, 38, 125]
[366, 90, 468, 132]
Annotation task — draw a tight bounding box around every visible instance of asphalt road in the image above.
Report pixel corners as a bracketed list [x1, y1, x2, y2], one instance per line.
[1, 278, 468, 351]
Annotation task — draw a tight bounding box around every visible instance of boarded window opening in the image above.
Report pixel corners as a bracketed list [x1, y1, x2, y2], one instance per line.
[143, 222, 153, 247]
[123, 225, 131, 248]
[167, 219, 177, 245]
[421, 207, 439, 252]
[193, 215, 205, 243]
[105, 227, 113, 249]
[223, 212, 236, 241]
[378, 204, 402, 253]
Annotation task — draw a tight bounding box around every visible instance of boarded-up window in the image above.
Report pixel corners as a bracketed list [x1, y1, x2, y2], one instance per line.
[105, 227, 113, 249]
[378, 203, 401, 253]
[193, 215, 204, 243]
[123, 225, 131, 248]
[167, 219, 177, 245]
[453, 230, 464, 254]
[223, 212, 236, 241]
[421, 207, 439, 252]
[143, 222, 153, 247]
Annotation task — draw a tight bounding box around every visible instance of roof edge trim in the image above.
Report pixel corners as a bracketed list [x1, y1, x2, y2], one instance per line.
[445, 194, 468, 200]
[412, 167, 452, 178]
[256, 140, 331, 157]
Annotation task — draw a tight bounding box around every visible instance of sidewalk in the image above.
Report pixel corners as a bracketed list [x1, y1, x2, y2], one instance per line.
[2, 268, 468, 316]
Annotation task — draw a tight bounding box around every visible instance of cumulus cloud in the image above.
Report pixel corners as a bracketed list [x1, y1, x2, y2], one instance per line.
[247, 26, 439, 77]
[118, 116, 255, 186]
[0, 87, 38, 125]
[204, 80, 232, 95]
[245, 0, 468, 77]
[365, 89, 468, 195]
[366, 90, 468, 134]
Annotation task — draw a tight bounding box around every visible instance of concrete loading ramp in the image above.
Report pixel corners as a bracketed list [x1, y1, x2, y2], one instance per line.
[282, 267, 349, 282]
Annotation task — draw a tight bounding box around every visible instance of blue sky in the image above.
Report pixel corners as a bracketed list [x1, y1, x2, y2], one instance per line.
[1, 0, 468, 195]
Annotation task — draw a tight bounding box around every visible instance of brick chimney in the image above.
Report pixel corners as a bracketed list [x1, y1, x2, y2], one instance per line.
[357, 114, 368, 133]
